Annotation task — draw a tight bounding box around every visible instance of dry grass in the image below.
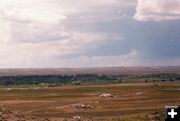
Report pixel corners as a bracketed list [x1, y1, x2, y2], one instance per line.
[0, 82, 180, 120]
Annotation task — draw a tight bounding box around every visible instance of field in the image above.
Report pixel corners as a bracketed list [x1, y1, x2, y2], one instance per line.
[0, 82, 180, 121]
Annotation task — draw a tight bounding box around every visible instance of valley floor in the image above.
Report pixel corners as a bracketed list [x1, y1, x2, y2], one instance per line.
[0, 82, 180, 121]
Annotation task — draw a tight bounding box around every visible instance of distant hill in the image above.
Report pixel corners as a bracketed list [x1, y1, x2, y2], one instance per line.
[0, 66, 179, 77]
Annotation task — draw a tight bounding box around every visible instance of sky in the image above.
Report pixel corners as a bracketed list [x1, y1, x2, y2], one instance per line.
[0, 0, 180, 68]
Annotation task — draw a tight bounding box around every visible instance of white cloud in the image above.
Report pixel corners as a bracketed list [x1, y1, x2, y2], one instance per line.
[0, 0, 137, 68]
[0, 30, 107, 68]
[10, 23, 71, 43]
[58, 49, 141, 67]
[88, 49, 141, 67]
[113, 35, 124, 41]
[134, 0, 180, 21]
[57, 0, 135, 23]
[0, 0, 66, 24]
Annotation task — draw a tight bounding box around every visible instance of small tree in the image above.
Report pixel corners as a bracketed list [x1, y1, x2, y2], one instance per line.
[170, 78, 174, 82]
[118, 80, 122, 83]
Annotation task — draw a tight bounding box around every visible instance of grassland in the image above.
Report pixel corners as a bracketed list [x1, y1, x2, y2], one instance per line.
[0, 82, 180, 121]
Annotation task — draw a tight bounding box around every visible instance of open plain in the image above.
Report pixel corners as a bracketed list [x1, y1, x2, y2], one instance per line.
[0, 82, 180, 121]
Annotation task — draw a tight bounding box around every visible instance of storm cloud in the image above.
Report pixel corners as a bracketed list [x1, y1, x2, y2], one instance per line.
[0, 0, 179, 68]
